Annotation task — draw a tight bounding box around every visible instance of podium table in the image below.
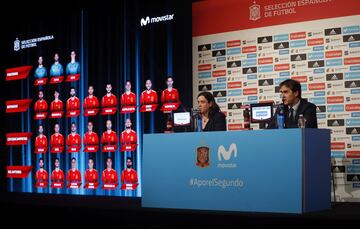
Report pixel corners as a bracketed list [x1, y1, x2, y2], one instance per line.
[142, 129, 331, 213]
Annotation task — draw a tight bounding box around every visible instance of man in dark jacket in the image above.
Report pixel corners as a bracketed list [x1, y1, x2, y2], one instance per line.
[268, 79, 318, 129]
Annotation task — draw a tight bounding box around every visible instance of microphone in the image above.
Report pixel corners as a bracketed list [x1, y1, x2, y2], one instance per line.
[191, 107, 201, 116]
[278, 94, 288, 114]
[279, 94, 285, 104]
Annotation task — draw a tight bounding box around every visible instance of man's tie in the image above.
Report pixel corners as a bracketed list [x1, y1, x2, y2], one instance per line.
[289, 107, 294, 121]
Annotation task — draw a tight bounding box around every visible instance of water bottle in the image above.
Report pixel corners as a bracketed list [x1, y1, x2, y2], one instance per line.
[277, 105, 284, 129]
[243, 108, 250, 129]
[197, 115, 202, 132]
[298, 114, 306, 128]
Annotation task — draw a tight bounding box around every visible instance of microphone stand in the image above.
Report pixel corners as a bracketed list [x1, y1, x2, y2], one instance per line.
[191, 108, 201, 132]
[331, 158, 337, 205]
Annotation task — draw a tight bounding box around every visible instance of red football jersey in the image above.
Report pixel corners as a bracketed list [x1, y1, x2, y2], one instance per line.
[121, 168, 138, 184]
[66, 133, 81, 147]
[140, 90, 158, 105]
[34, 99, 48, 113]
[51, 169, 64, 182]
[66, 97, 80, 111]
[101, 131, 118, 145]
[85, 169, 98, 183]
[36, 169, 48, 182]
[35, 135, 48, 149]
[120, 130, 137, 145]
[50, 100, 63, 111]
[50, 133, 64, 147]
[84, 95, 100, 109]
[101, 94, 117, 107]
[161, 88, 179, 103]
[121, 92, 136, 106]
[84, 132, 99, 145]
[66, 169, 81, 183]
[102, 169, 118, 183]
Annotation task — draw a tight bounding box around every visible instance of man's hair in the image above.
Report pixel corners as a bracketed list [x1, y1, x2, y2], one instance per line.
[55, 157, 59, 161]
[39, 158, 44, 162]
[71, 157, 76, 161]
[126, 157, 132, 162]
[71, 122, 76, 126]
[38, 89, 44, 93]
[279, 79, 302, 98]
[106, 157, 112, 161]
[70, 87, 75, 91]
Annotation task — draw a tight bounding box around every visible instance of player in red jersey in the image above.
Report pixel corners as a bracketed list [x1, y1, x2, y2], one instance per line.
[35, 124, 48, 153]
[120, 118, 137, 144]
[121, 157, 138, 190]
[101, 120, 118, 151]
[84, 121, 99, 151]
[121, 81, 136, 106]
[84, 157, 98, 187]
[51, 157, 64, 187]
[140, 79, 158, 105]
[50, 90, 63, 112]
[102, 157, 118, 184]
[83, 85, 99, 110]
[66, 87, 80, 111]
[161, 76, 180, 104]
[50, 123, 64, 152]
[66, 157, 81, 187]
[66, 122, 81, 152]
[102, 84, 117, 108]
[35, 157, 48, 187]
[34, 90, 48, 113]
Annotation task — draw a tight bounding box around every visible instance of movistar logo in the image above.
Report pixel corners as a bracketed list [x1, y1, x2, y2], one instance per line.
[218, 143, 237, 161]
[140, 17, 150, 26]
[140, 14, 174, 27]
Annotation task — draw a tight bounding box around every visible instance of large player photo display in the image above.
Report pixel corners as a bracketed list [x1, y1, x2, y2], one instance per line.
[4, 9, 143, 197]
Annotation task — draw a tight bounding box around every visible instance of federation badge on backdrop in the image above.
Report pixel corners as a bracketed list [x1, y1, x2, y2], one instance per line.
[196, 146, 210, 168]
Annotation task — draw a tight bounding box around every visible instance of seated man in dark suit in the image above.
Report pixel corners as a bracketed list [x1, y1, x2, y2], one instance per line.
[268, 79, 318, 128]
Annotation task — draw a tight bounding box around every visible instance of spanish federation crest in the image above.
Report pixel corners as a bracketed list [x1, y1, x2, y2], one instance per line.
[249, 1, 261, 21]
[196, 146, 210, 168]
[14, 38, 20, 51]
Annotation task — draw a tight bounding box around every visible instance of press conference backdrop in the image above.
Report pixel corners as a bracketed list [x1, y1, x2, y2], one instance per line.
[192, 0, 360, 202]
